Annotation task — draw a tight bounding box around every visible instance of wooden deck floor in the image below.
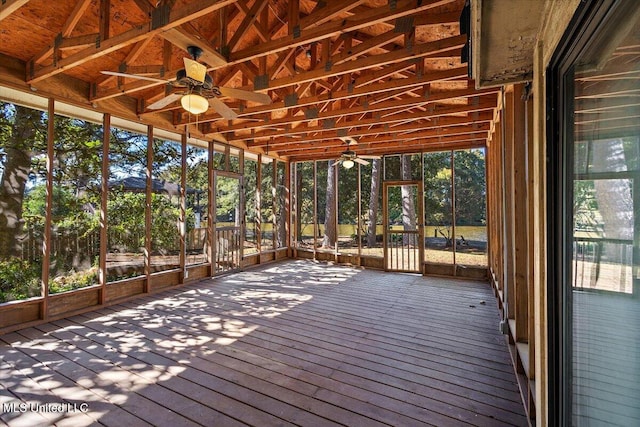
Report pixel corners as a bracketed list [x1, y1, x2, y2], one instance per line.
[1, 260, 528, 427]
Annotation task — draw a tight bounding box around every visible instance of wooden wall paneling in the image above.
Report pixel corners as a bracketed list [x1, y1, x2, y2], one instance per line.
[504, 88, 516, 320]
[513, 83, 529, 343]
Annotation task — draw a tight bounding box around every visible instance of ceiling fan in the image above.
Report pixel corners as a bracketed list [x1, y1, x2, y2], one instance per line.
[101, 46, 271, 119]
[333, 137, 380, 169]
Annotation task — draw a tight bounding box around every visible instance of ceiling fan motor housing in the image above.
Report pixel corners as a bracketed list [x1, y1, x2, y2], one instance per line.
[175, 69, 213, 89]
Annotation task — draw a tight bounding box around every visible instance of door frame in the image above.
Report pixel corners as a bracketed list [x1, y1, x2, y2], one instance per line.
[383, 180, 424, 272]
[213, 170, 244, 274]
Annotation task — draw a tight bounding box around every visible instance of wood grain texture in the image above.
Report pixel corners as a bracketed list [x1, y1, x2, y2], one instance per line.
[1, 259, 527, 426]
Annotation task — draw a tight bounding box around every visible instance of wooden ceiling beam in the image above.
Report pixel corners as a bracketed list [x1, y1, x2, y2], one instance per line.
[333, 30, 405, 66]
[299, 0, 367, 30]
[227, 0, 269, 53]
[27, 0, 237, 84]
[0, 0, 30, 22]
[280, 133, 487, 157]
[216, 88, 496, 137]
[288, 139, 485, 161]
[221, 98, 497, 141]
[188, 67, 467, 127]
[229, 0, 453, 63]
[236, 34, 466, 93]
[32, 0, 94, 65]
[160, 25, 227, 68]
[252, 123, 491, 151]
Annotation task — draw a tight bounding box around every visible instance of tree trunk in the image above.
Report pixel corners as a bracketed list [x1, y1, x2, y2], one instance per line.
[401, 155, 417, 245]
[0, 106, 40, 260]
[323, 161, 337, 248]
[367, 158, 381, 247]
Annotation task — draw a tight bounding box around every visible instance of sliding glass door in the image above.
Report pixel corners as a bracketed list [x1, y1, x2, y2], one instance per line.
[549, 1, 640, 424]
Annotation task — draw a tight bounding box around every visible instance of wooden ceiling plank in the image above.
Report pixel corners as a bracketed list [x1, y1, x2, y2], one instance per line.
[299, 0, 367, 30]
[131, 0, 154, 16]
[227, 0, 270, 53]
[0, 0, 29, 22]
[229, 0, 454, 63]
[28, 0, 238, 84]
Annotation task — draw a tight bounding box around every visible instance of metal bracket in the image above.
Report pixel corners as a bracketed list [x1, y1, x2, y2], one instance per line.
[394, 16, 414, 33]
[304, 108, 319, 119]
[254, 74, 269, 90]
[324, 61, 332, 72]
[322, 119, 335, 129]
[292, 25, 301, 39]
[285, 93, 299, 107]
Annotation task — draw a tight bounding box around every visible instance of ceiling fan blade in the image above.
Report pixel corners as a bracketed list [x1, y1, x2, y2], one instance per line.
[184, 57, 207, 83]
[354, 157, 370, 166]
[209, 97, 238, 119]
[359, 155, 381, 159]
[332, 160, 342, 167]
[147, 93, 183, 110]
[218, 87, 272, 105]
[100, 70, 168, 83]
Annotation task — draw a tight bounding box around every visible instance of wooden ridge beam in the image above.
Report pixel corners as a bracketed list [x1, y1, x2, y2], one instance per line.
[27, 0, 237, 84]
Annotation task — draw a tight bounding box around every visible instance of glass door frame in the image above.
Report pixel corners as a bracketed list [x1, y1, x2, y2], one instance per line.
[382, 180, 424, 273]
[547, 0, 629, 424]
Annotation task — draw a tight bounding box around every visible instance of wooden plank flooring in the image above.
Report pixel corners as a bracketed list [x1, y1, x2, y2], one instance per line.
[1, 260, 528, 426]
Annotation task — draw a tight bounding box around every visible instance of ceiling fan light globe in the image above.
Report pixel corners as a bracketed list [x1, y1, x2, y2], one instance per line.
[342, 159, 355, 169]
[181, 93, 209, 115]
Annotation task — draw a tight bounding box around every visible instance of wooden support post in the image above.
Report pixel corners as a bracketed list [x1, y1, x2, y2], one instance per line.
[504, 88, 516, 319]
[41, 98, 55, 320]
[272, 158, 277, 252]
[357, 163, 362, 265]
[513, 83, 529, 342]
[179, 133, 187, 283]
[451, 150, 456, 270]
[207, 140, 214, 272]
[526, 92, 536, 379]
[313, 160, 318, 258]
[256, 154, 262, 254]
[144, 125, 153, 292]
[285, 160, 291, 254]
[99, 114, 110, 304]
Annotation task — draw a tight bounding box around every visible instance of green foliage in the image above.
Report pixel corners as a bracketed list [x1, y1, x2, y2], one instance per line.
[49, 267, 98, 294]
[454, 149, 487, 225]
[0, 258, 41, 303]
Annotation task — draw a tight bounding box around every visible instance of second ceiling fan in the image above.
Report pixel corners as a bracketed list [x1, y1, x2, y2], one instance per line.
[101, 46, 271, 119]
